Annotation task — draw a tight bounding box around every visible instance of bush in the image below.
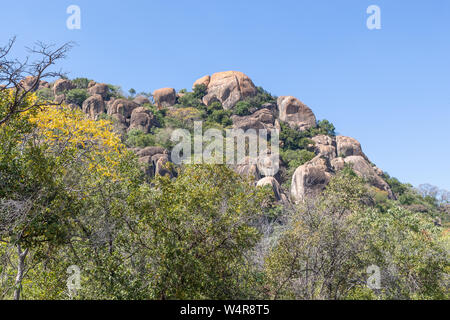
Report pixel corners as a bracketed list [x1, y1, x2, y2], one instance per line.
[234, 101, 252, 116]
[177, 92, 203, 109]
[36, 87, 54, 101]
[65, 88, 89, 106]
[193, 84, 207, 99]
[209, 109, 232, 127]
[125, 129, 156, 148]
[279, 121, 314, 151]
[265, 171, 449, 300]
[71, 77, 91, 89]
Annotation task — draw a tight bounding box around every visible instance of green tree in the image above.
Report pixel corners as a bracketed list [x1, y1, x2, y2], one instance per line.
[129, 164, 271, 299]
[65, 88, 89, 106]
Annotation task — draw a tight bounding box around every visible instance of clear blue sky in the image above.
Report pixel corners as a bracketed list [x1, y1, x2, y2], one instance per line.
[1, 0, 449, 189]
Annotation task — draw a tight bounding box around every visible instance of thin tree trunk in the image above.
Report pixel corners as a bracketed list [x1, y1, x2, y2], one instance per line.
[13, 245, 28, 300]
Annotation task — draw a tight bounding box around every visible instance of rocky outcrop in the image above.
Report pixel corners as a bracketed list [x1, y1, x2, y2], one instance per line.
[277, 96, 316, 131]
[291, 156, 333, 202]
[231, 108, 276, 131]
[192, 75, 210, 89]
[133, 95, 151, 105]
[128, 107, 155, 133]
[136, 146, 167, 158]
[153, 88, 176, 108]
[53, 79, 75, 96]
[137, 147, 171, 177]
[336, 136, 367, 159]
[154, 154, 173, 177]
[235, 157, 261, 182]
[343, 156, 393, 197]
[88, 83, 109, 100]
[82, 94, 105, 119]
[291, 134, 394, 201]
[202, 71, 257, 110]
[19, 76, 48, 92]
[311, 135, 337, 159]
[257, 177, 282, 201]
[107, 98, 139, 119]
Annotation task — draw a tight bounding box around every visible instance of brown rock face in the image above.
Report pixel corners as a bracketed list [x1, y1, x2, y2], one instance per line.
[153, 88, 176, 108]
[202, 71, 257, 110]
[128, 107, 155, 133]
[53, 79, 75, 96]
[88, 83, 109, 100]
[136, 146, 167, 158]
[257, 177, 282, 201]
[133, 95, 151, 105]
[235, 157, 261, 182]
[155, 154, 173, 177]
[290, 156, 333, 202]
[311, 135, 337, 159]
[343, 156, 393, 197]
[107, 99, 139, 119]
[277, 96, 316, 131]
[19, 76, 41, 92]
[231, 108, 276, 131]
[336, 136, 367, 159]
[82, 94, 105, 120]
[192, 75, 210, 89]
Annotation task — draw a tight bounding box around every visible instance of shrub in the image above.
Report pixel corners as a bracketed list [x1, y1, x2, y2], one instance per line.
[234, 101, 252, 116]
[71, 77, 91, 89]
[209, 109, 232, 127]
[65, 88, 89, 106]
[279, 121, 314, 151]
[125, 129, 156, 148]
[193, 84, 207, 99]
[36, 87, 54, 101]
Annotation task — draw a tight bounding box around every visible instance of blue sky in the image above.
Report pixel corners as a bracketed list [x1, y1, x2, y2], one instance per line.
[1, 0, 449, 189]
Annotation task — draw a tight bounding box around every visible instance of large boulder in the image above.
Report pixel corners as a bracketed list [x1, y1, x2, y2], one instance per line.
[53, 79, 75, 96]
[202, 71, 257, 110]
[335, 136, 368, 160]
[154, 154, 173, 177]
[128, 107, 155, 133]
[136, 146, 167, 158]
[107, 98, 139, 119]
[277, 96, 316, 131]
[257, 177, 282, 201]
[153, 88, 176, 108]
[311, 135, 337, 159]
[133, 95, 151, 105]
[82, 94, 105, 119]
[290, 156, 333, 203]
[138, 149, 172, 178]
[19, 76, 46, 92]
[235, 157, 261, 182]
[88, 83, 109, 100]
[231, 108, 276, 131]
[192, 75, 210, 89]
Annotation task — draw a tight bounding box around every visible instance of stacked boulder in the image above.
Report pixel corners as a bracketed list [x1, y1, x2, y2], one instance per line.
[45, 72, 393, 204]
[290, 134, 393, 202]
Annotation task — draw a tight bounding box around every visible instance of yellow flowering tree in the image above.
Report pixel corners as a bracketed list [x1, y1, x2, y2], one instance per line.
[0, 91, 142, 299]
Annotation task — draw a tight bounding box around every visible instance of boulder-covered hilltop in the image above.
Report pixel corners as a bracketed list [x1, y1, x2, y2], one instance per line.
[33, 71, 394, 203]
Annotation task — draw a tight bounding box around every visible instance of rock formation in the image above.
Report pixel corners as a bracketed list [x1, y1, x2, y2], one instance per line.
[153, 88, 176, 108]
[277, 96, 316, 131]
[201, 71, 257, 110]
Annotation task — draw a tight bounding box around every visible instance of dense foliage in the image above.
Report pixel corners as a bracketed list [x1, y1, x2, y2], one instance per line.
[0, 85, 448, 301]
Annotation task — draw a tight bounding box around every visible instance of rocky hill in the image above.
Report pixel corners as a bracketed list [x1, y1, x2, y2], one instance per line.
[27, 70, 396, 205]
